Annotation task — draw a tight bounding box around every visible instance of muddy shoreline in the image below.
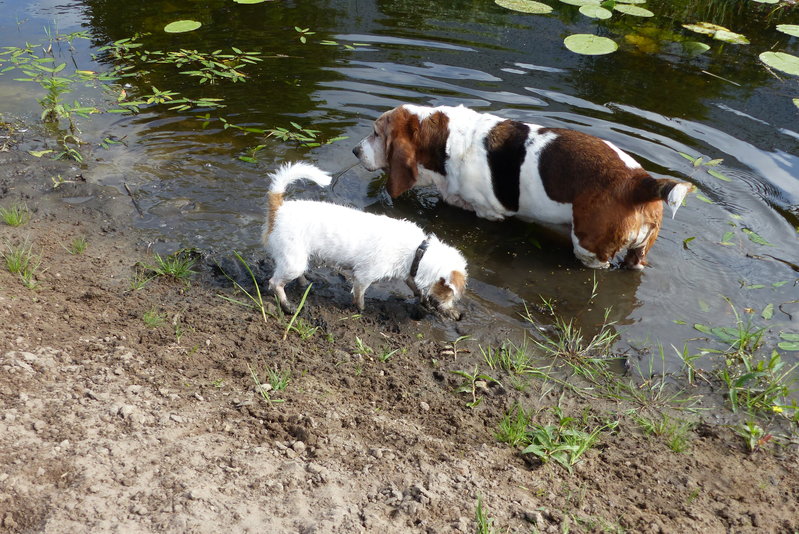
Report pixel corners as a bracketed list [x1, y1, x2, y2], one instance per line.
[1, 146, 798, 533]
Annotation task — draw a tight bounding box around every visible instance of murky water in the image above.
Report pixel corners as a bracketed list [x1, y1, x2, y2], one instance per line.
[1, 0, 798, 371]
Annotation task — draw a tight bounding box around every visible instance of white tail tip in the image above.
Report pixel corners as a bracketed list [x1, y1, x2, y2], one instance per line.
[269, 162, 332, 193]
[667, 183, 691, 219]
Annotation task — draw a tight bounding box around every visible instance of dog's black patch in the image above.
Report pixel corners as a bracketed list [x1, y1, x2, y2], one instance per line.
[484, 120, 530, 212]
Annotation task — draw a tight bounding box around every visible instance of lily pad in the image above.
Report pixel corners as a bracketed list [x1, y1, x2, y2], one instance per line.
[496, 0, 554, 13]
[779, 341, 799, 351]
[683, 22, 728, 36]
[777, 24, 799, 37]
[682, 41, 710, 57]
[683, 22, 749, 44]
[780, 333, 799, 341]
[564, 34, 618, 55]
[614, 4, 654, 17]
[164, 20, 202, 33]
[759, 51, 799, 76]
[713, 30, 749, 45]
[579, 5, 612, 19]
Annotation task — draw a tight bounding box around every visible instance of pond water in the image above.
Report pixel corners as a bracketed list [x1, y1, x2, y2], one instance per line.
[1, 0, 798, 374]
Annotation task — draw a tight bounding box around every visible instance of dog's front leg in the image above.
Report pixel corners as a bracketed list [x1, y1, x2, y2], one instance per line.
[351, 281, 369, 312]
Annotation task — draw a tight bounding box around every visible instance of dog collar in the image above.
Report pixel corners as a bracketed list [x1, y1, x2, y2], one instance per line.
[410, 237, 430, 278]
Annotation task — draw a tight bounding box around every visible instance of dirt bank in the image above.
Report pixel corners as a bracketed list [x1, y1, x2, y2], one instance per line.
[1, 147, 797, 533]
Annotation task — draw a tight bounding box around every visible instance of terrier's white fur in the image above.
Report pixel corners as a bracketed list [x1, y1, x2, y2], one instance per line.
[262, 162, 468, 318]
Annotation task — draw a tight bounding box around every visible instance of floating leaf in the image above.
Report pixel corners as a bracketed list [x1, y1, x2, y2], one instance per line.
[682, 41, 710, 57]
[683, 236, 695, 248]
[720, 230, 735, 244]
[698, 299, 710, 313]
[559, 0, 600, 5]
[616, 0, 647, 3]
[683, 22, 749, 44]
[693, 156, 704, 167]
[713, 30, 750, 45]
[678, 152, 698, 163]
[496, 0, 554, 13]
[745, 284, 766, 290]
[614, 4, 654, 17]
[580, 5, 612, 18]
[28, 149, 54, 157]
[708, 169, 731, 182]
[752, 0, 779, 3]
[706, 158, 723, 166]
[233, 0, 268, 3]
[773, 280, 788, 287]
[164, 20, 202, 33]
[779, 341, 799, 351]
[673, 319, 687, 325]
[777, 24, 799, 37]
[794, 98, 799, 109]
[759, 51, 799, 76]
[696, 193, 713, 204]
[683, 22, 728, 36]
[780, 333, 799, 341]
[742, 228, 773, 246]
[564, 34, 618, 55]
[762, 303, 774, 320]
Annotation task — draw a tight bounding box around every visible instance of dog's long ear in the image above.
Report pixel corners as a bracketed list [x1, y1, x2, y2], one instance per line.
[386, 129, 418, 198]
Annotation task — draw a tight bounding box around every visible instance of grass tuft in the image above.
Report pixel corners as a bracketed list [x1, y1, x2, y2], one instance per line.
[0, 203, 30, 227]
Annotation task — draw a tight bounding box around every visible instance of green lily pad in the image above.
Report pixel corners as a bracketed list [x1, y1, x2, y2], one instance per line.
[759, 51, 799, 76]
[777, 24, 799, 37]
[564, 34, 618, 55]
[713, 30, 749, 44]
[780, 333, 799, 341]
[683, 22, 728, 36]
[579, 4, 612, 18]
[164, 20, 202, 33]
[682, 41, 710, 57]
[496, 0, 554, 13]
[779, 341, 799, 351]
[762, 303, 773, 320]
[614, 4, 654, 17]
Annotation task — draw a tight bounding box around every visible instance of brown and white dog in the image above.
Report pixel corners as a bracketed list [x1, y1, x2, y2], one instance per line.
[353, 104, 693, 269]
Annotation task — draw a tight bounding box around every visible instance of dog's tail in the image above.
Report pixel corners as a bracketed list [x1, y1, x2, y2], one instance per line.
[631, 176, 695, 219]
[265, 162, 332, 235]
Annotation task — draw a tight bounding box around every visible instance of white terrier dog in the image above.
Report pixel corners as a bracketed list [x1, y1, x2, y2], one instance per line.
[262, 162, 468, 319]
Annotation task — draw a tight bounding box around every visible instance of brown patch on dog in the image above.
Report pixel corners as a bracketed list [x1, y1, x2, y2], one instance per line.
[449, 270, 466, 295]
[484, 120, 530, 211]
[539, 128, 692, 265]
[266, 191, 283, 234]
[429, 277, 454, 303]
[384, 107, 449, 198]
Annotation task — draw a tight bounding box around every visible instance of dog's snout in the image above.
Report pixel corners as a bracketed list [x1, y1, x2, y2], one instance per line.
[352, 145, 361, 158]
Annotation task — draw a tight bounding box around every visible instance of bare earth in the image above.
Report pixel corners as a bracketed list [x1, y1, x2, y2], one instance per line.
[1, 148, 798, 534]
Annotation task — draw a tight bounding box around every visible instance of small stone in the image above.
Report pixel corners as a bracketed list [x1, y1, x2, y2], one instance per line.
[170, 414, 184, 423]
[292, 441, 306, 454]
[32, 420, 45, 432]
[419, 401, 430, 412]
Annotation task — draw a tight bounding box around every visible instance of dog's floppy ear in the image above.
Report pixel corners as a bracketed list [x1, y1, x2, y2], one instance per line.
[386, 134, 418, 198]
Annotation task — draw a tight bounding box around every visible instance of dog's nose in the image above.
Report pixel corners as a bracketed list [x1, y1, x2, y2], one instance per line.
[352, 145, 361, 158]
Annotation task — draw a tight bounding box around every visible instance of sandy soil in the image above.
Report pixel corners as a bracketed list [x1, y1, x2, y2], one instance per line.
[1, 146, 798, 534]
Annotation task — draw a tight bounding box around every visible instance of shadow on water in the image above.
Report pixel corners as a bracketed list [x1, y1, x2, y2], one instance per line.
[1, 0, 798, 374]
